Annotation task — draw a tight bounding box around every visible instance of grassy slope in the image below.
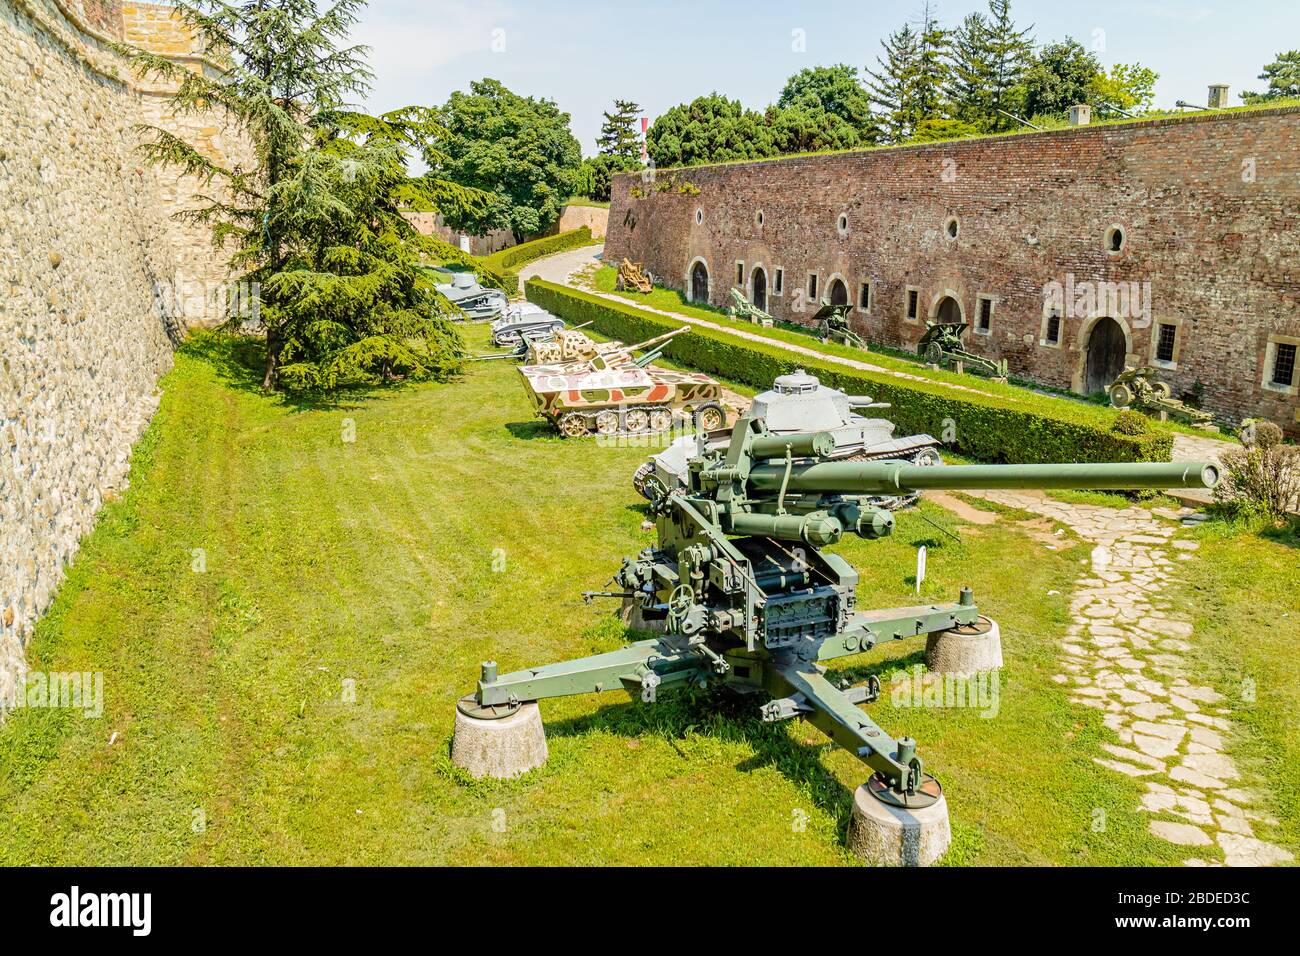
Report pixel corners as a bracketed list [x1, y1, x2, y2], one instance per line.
[0, 329, 1246, 865]
[1166, 520, 1300, 852]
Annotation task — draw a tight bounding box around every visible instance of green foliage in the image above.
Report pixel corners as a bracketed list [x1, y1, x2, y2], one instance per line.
[947, 0, 1034, 131]
[1091, 63, 1159, 117]
[1111, 409, 1150, 436]
[1241, 51, 1300, 103]
[646, 93, 778, 168]
[574, 153, 638, 202]
[864, 23, 923, 143]
[865, 3, 952, 144]
[122, 1, 483, 391]
[435, 78, 583, 242]
[597, 98, 643, 161]
[477, 227, 596, 296]
[771, 65, 880, 152]
[526, 280, 1172, 465]
[1021, 39, 1101, 118]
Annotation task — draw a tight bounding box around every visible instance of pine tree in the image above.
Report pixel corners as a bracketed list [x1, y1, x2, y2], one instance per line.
[597, 99, 643, 162]
[911, 0, 952, 122]
[122, 1, 488, 390]
[982, 0, 1034, 128]
[865, 23, 921, 143]
[948, 0, 1033, 131]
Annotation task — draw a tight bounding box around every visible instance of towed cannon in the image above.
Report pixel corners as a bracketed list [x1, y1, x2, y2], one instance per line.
[452, 417, 1218, 864]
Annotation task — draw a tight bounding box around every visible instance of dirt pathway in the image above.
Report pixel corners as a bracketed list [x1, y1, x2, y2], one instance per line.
[963, 490, 1292, 866]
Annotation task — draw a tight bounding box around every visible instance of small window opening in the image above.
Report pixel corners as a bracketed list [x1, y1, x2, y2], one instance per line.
[1273, 342, 1297, 387]
[774, 269, 784, 294]
[1155, 323, 1177, 363]
[859, 282, 872, 311]
[906, 289, 919, 320]
[978, 298, 993, 331]
[1046, 311, 1061, 345]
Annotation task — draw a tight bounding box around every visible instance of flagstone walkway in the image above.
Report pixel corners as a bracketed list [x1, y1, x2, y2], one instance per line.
[971, 490, 1292, 867]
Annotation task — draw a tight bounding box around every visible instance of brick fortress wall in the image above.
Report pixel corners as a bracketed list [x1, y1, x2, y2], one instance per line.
[606, 108, 1300, 434]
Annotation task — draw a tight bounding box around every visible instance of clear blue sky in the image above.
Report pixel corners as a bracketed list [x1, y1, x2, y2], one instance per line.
[354, 0, 1299, 154]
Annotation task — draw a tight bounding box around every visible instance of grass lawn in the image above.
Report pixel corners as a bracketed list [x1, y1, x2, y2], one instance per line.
[1166, 519, 1300, 852]
[0, 327, 1267, 865]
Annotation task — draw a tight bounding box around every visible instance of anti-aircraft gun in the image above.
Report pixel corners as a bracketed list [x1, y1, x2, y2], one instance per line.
[453, 422, 1219, 861]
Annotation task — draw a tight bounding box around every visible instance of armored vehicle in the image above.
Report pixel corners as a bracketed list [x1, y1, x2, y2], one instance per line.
[489, 302, 565, 348]
[1108, 366, 1213, 427]
[518, 327, 725, 437]
[435, 271, 509, 321]
[454, 417, 1220, 859]
[633, 369, 941, 509]
[917, 321, 1008, 379]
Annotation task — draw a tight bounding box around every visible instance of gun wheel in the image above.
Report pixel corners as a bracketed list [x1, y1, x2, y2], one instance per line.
[456, 694, 521, 720]
[1109, 383, 1133, 408]
[866, 771, 943, 809]
[558, 413, 590, 437]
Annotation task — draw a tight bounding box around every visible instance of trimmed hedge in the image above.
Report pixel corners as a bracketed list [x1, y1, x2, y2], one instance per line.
[526, 279, 1173, 465]
[479, 226, 596, 296]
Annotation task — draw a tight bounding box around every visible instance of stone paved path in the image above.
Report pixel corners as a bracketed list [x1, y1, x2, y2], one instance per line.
[971, 490, 1293, 867]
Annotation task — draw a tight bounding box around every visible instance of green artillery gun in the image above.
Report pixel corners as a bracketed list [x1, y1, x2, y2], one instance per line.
[813, 301, 866, 349]
[917, 321, 1008, 380]
[1108, 366, 1214, 427]
[727, 288, 775, 326]
[453, 421, 1218, 862]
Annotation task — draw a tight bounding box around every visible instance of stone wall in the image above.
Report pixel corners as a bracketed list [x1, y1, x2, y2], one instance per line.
[0, 0, 238, 708]
[607, 109, 1300, 434]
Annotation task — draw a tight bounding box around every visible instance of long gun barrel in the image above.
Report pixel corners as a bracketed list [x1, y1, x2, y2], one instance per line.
[746, 447, 1220, 495]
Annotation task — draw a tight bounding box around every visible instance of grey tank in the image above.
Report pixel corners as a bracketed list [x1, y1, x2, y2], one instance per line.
[633, 369, 943, 508]
[435, 271, 509, 321]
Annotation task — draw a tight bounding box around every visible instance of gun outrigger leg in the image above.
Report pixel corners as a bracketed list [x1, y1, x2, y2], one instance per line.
[767, 658, 942, 810]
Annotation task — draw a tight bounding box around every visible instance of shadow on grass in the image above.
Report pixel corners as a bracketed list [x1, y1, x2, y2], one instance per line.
[540, 684, 881, 835]
[179, 331, 380, 413]
[504, 420, 558, 441]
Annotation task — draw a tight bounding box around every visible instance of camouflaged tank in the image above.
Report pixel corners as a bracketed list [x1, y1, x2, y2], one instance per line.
[518, 327, 725, 437]
[632, 368, 943, 508]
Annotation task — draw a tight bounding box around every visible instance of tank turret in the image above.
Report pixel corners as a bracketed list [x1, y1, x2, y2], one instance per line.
[633, 369, 941, 507]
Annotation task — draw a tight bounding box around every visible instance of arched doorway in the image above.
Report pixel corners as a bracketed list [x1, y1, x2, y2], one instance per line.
[935, 295, 962, 324]
[689, 260, 709, 303]
[751, 267, 767, 311]
[827, 277, 848, 306]
[1085, 317, 1128, 394]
